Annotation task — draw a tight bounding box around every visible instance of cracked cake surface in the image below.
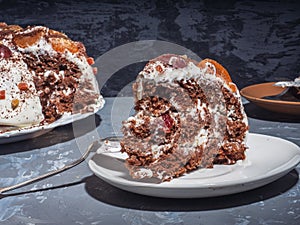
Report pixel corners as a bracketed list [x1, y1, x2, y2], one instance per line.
[0, 23, 104, 127]
[120, 54, 249, 182]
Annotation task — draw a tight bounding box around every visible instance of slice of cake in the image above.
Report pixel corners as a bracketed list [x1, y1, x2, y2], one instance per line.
[0, 23, 104, 127]
[120, 54, 248, 181]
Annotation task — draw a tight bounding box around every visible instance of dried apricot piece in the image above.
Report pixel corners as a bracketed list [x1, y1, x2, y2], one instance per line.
[228, 82, 238, 93]
[49, 37, 79, 54]
[5, 25, 22, 32]
[87, 57, 94, 65]
[198, 58, 232, 83]
[155, 65, 164, 73]
[48, 29, 67, 38]
[13, 30, 45, 48]
[197, 58, 236, 92]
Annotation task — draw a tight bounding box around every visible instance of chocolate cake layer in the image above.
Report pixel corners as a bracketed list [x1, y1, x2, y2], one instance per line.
[121, 54, 248, 182]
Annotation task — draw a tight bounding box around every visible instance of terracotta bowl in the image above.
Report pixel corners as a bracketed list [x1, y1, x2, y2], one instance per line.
[240, 82, 300, 115]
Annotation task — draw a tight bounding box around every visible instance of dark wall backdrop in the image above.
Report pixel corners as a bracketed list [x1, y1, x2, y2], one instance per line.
[0, 0, 299, 97]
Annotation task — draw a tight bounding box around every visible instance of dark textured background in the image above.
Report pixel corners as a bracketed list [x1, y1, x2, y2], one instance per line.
[1, 0, 299, 96]
[1, 2, 300, 224]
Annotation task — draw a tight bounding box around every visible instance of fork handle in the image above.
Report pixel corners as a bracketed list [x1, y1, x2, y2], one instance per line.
[0, 138, 119, 194]
[0, 157, 84, 194]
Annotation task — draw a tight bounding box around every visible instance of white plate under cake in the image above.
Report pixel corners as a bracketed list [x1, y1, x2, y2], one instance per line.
[89, 133, 300, 198]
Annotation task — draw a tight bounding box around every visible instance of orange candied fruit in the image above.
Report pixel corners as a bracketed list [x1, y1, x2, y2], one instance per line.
[18, 82, 29, 91]
[228, 82, 238, 93]
[155, 65, 164, 73]
[13, 30, 45, 48]
[48, 29, 67, 38]
[87, 57, 94, 65]
[0, 90, 5, 100]
[50, 37, 79, 54]
[197, 58, 236, 92]
[5, 24, 22, 32]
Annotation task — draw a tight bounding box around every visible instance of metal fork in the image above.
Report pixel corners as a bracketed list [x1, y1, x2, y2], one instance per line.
[0, 136, 121, 194]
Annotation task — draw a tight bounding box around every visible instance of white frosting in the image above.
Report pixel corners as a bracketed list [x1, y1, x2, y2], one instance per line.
[0, 56, 44, 126]
[141, 61, 200, 82]
[124, 112, 175, 160]
[223, 83, 248, 127]
[151, 143, 172, 159]
[65, 51, 100, 95]
[133, 168, 153, 179]
[20, 37, 55, 56]
[21, 26, 46, 35]
[125, 111, 147, 127]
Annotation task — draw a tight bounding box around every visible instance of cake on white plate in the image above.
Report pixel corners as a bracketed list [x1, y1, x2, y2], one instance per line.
[120, 54, 249, 181]
[0, 23, 104, 128]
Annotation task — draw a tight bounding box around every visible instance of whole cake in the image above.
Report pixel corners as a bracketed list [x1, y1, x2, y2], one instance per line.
[0, 23, 104, 127]
[120, 54, 248, 181]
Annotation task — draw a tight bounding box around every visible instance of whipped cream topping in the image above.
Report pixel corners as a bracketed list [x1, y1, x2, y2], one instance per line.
[0, 54, 44, 126]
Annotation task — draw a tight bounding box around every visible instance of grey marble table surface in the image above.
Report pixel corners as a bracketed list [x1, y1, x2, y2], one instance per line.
[1, 0, 300, 224]
[0, 97, 299, 225]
